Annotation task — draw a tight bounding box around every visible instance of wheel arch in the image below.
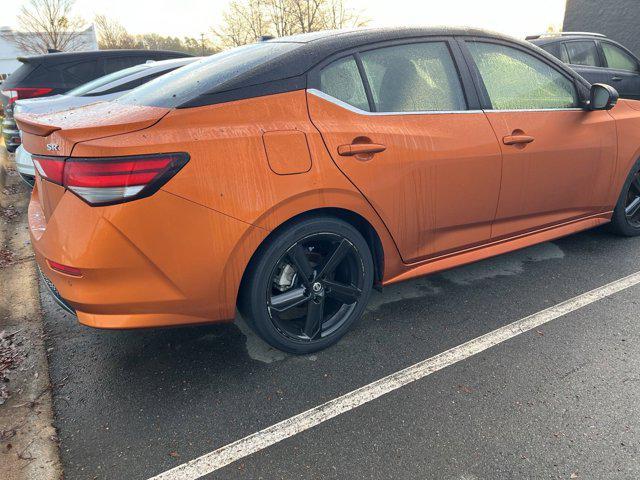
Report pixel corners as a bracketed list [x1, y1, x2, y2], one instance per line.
[217, 188, 404, 318]
[240, 207, 385, 293]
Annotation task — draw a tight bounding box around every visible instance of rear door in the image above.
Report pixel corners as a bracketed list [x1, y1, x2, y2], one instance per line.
[563, 40, 611, 86]
[599, 40, 640, 99]
[460, 38, 617, 239]
[307, 39, 503, 263]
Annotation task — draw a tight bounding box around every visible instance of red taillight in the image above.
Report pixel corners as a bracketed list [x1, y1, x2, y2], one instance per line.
[2, 87, 53, 104]
[64, 157, 177, 188]
[33, 156, 65, 184]
[47, 260, 82, 277]
[32, 153, 189, 206]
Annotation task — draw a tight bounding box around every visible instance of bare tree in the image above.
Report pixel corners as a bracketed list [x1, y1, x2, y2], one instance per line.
[94, 15, 140, 49]
[213, 0, 271, 48]
[212, 0, 367, 47]
[290, 0, 324, 33]
[1, 0, 87, 54]
[322, 0, 368, 30]
[266, 0, 296, 37]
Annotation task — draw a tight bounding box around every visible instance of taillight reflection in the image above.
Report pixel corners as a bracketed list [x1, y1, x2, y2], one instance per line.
[32, 153, 189, 206]
[2, 87, 53, 104]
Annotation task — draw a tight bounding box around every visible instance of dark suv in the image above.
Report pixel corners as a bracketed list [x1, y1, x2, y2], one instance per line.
[528, 32, 640, 100]
[1, 49, 190, 152]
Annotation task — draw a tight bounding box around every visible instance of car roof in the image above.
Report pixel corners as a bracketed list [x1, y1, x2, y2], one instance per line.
[17, 49, 191, 65]
[530, 34, 609, 46]
[229, 26, 536, 88]
[119, 26, 590, 109]
[185, 26, 580, 106]
[271, 26, 518, 49]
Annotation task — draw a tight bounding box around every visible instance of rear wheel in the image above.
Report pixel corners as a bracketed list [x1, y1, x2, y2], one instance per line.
[239, 217, 374, 354]
[610, 159, 640, 236]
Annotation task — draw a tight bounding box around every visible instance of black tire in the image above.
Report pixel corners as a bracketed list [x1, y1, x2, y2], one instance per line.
[609, 157, 640, 236]
[239, 216, 374, 354]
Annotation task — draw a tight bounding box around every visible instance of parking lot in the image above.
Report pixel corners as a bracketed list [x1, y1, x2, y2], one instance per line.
[3, 1, 640, 479]
[36, 212, 640, 479]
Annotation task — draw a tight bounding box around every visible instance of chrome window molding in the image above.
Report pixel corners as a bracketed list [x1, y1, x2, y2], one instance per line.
[307, 89, 585, 115]
[306, 88, 482, 115]
[483, 107, 585, 112]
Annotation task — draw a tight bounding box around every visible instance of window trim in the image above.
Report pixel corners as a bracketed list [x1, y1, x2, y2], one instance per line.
[458, 37, 585, 111]
[353, 52, 376, 112]
[307, 36, 480, 115]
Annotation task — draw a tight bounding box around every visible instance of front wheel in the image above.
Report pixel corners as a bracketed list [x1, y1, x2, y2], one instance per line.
[610, 159, 640, 236]
[239, 217, 374, 354]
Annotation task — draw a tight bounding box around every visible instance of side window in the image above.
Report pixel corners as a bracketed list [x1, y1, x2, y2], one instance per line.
[467, 42, 578, 110]
[565, 41, 600, 66]
[63, 61, 99, 82]
[602, 42, 639, 72]
[319, 56, 370, 111]
[103, 56, 146, 74]
[540, 43, 569, 63]
[360, 42, 466, 112]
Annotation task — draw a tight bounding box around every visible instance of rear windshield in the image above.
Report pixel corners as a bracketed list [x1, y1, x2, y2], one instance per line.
[1, 63, 38, 88]
[67, 63, 149, 96]
[117, 41, 300, 108]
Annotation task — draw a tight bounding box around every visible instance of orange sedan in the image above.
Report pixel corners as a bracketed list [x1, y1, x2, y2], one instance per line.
[17, 27, 640, 353]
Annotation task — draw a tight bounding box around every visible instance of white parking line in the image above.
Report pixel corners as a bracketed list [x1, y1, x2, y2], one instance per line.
[148, 271, 640, 480]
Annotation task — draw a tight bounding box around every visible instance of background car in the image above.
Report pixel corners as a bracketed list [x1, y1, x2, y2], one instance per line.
[1, 49, 191, 152]
[13, 56, 200, 185]
[528, 32, 640, 99]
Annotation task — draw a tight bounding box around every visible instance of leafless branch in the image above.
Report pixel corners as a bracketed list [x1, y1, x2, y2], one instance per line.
[1, 0, 87, 54]
[212, 0, 368, 48]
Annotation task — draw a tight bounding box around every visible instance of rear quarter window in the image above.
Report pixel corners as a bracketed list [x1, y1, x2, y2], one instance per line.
[103, 56, 147, 74]
[319, 56, 370, 111]
[62, 60, 101, 82]
[1, 63, 38, 87]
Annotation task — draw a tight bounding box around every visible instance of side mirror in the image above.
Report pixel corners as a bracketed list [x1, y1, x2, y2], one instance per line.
[589, 83, 619, 110]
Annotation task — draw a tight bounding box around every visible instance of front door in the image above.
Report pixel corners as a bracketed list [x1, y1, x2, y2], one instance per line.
[307, 41, 503, 263]
[462, 39, 617, 239]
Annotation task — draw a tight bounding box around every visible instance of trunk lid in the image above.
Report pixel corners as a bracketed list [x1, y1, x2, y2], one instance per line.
[17, 101, 170, 219]
[15, 101, 170, 156]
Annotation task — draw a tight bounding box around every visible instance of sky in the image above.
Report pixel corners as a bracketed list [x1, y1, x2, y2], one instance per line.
[2, 0, 567, 40]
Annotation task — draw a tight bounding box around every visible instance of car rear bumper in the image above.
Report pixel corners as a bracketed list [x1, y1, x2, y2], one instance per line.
[14, 145, 35, 177]
[38, 265, 76, 315]
[28, 179, 267, 329]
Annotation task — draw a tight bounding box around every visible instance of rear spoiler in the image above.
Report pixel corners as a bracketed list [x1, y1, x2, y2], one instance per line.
[14, 114, 60, 137]
[16, 57, 31, 64]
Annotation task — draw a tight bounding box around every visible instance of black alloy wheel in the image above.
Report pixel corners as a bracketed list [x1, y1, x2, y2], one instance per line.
[609, 159, 640, 236]
[268, 233, 365, 342]
[624, 171, 640, 228]
[240, 217, 374, 354]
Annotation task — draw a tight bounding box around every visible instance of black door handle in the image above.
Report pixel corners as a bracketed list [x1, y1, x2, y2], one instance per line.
[611, 76, 623, 81]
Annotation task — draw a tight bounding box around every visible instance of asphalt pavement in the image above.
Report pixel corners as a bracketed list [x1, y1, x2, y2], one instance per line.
[40, 227, 640, 480]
